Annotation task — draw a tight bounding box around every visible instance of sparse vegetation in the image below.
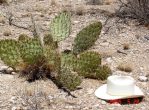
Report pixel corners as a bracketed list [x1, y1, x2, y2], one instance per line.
[75, 5, 85, 15]
[0, 11, 111, 94]
[123, 43, 130, 50]
[87, 0, 101, 5]
[0, 0, 7, 4]
[0, 16, 5, 24]
[3, 29, 11, 36]
[117, 62, 133, 72]
[118, 0, 149, 24]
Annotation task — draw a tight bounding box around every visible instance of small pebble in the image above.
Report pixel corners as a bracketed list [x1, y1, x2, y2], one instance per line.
[108, 107, 115, 110]
[73, 21, 80, 24]
[144, 36, 149, 40]
[106, 57, 113, 63]
[139, 76, 148, 82]
[101, 100, 107, 105]
[9, 96, 16, 104]
[100, 42, 109, 47]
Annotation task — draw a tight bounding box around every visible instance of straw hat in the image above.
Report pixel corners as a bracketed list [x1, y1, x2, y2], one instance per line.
[95, 75, 144, 100]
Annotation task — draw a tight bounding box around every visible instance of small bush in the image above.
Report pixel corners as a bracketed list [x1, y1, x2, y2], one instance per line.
[123, 43, 130, 50]
[117, 62, 133, 72]
[3, 29, 11, 36]
[118, 0, 149, 24]
[87, 0, 101, 5]
[0, 0, 7, 4]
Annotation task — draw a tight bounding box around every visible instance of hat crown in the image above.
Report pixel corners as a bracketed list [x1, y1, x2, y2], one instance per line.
[107, 75, 135, 96]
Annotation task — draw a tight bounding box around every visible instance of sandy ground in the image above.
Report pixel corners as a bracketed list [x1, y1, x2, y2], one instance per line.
[0, 0, 149, 110]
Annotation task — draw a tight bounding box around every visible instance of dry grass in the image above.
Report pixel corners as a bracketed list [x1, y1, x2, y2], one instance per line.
[87, 0, 101, 5]
[75, 5, 86, 16]
[19, 84, 50, 110]
[51, 0, 57, 6]
[117, 62, 133, 72]
[100, 51, 114, 58]
[123, 43, 130, 50]
[118, 0, 149, 24]
[0, 0, 7, 4]
[3, 29, 11, 36]
[0, 16, 5, 24]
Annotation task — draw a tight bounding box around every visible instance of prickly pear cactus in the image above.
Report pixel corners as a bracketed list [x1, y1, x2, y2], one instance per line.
[50, 12, 71, 42]
[78, 65, 112, 80]
[57, 67, 82, 91]
[19, 38, 43, 64]
[93, 65, 112, 80]
[18, 34, 30, 41]
[43, 34, 54, 46]
[43, 45, 61, 73]
[0, 39, 22, 68]
[61, 52, 77, 69]
[73, 22, 102, 54]
[76, 51, 101, 74]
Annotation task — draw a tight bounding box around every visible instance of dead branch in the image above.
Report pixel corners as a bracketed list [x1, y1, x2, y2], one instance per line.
[117, 50, 127, 55]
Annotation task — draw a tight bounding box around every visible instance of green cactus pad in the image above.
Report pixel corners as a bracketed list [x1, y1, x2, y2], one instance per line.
[18, 34, 31, 41]
[78, 65, 112, 80]
[0, 39, 22, 68]
[43, 45, 61, 73]
[95, 65, 112, 80]
[73, 22, 102, 54]
[19, 38, 43, 64]
[57, 67, 82, 91]
[61, 52, 77, 69]
[43, 34, 54, 46]
[76, 51, 101, 74]
[50, 12, 71, 42]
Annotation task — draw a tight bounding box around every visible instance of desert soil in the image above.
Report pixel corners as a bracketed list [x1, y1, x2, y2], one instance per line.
[0, 0, 149, 110]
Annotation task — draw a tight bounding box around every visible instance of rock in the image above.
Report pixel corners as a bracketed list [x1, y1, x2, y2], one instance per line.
[101, 100, 107, 105]
[139, 76, 148, 82]
[11, 106, 23, 110]
[100, 42, 109, 47]
[0, 66, 9, 70]
[87, 89, 94, 94]
[144, 36, 149, 40]
[3, 29, 12, 36]
[108, 107, 115, 110]
[48, 95, 54, 100]
[65, 105, 74, 109]
[106, 57, 113, 63]
[9, 96, 16, 104]
[0, 16, 5, 24]
[73, 21, 80, 24]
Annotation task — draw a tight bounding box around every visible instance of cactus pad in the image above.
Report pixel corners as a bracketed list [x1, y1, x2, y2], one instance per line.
[76, 51, 101, 74]
[57, 67, 82, 91]
[78, 65, 112, 80]
[0, 39, 22, 68]
[50, 12, 71, 42]
[73, 22, 102, 54]
[19, 38, 43, 64]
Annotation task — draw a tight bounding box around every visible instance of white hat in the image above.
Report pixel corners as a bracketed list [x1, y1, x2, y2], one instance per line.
[95, 75, 144, 100]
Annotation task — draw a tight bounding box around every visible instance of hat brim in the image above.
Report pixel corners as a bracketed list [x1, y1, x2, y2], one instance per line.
[95, 84, 144, 100]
